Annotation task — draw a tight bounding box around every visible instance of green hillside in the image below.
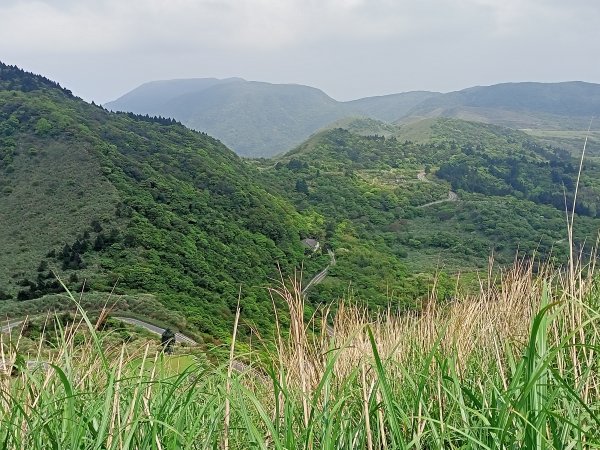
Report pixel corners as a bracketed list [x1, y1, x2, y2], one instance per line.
[257, 121, 600, 306]
[522, 128, 600, 156]
[0, 62, 321, 340]
[4, 62, 600, 342]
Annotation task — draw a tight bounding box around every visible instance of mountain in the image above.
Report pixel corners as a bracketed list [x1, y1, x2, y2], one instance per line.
[399, 81, 600, 130]
[0, 62, 321, 339]
[256, 118, 600, 305]
[4, 62, 600, 340]
[107, 79, 600, 158]
[345, 91, 441, 122]
[102, 77, 244, 114]
[106, 79, 437, 157]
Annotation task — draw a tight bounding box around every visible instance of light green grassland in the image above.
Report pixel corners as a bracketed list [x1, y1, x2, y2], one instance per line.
[523, 129, 600, 156]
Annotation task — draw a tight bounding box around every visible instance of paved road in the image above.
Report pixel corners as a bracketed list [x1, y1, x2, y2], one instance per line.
[417, 169, 459, 208]
[0, 360, 49, 373]
[1, 315, 198, 347]
[302, 249, 336, 294]
[113, 317, 198, 346]
[418, 190, 459, 208]
[302, 249, 337, 337]
[302, 268, 328, 293]
[1, 319, 23, 334]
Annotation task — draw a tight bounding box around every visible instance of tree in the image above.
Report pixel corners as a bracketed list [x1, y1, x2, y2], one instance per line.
[94, 234, 105, 251]
[91, 219, 103, 232]
[161, 328, 176, 354]
[295, 179, 309, 195]
[34, 118, 52, 135]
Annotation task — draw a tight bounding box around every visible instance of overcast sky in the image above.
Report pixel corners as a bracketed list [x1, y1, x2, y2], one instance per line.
[1, 0, 599, 103]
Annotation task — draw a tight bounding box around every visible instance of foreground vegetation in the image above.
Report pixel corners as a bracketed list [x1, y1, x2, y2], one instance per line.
[1, 254, 598, 449]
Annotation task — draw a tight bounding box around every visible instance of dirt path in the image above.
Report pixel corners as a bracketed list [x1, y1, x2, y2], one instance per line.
[417, 170, 431, 183]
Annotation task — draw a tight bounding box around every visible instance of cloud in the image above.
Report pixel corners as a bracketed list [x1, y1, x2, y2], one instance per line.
[2, 0, 597, 54]
[0, 0, 508, 53]
[0, 0, 598, 102]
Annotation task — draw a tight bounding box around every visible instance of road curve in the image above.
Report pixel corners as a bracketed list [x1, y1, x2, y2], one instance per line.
[1, 319, 23, 334]
[1, 316, 197, 347]
[417, 169, 458, 208]
[113, 317, 198, 346]
[418, 190, 459, 208]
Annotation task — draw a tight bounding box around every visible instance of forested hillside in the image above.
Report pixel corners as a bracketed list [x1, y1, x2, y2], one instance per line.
[3, 62, 600, 341]
[0, 62, 319, 340]
[257, 121, 600, 306]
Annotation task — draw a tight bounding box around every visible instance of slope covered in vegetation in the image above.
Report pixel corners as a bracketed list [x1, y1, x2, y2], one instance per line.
[3, 62, 600, 341]
[257, 121, 600, 306]
[0, 62, 317, 340]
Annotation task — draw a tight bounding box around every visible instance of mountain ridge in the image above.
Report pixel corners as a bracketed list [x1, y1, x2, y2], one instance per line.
[106, 78, 439, 156]
[107, 78, 600, 157]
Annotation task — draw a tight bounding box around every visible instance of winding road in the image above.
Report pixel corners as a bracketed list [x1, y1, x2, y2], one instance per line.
[1, 319, 23, 334]
[416, 170, 458, 208]
[302, 249, 336, 294]
[418, 190, 459, 208]
[2, 248, 338, 364]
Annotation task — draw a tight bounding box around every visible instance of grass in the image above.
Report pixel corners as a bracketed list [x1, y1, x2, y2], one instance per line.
[0, 136, 120, 294]
[522, 129, 600, 156]
[0, 254, 599, 449]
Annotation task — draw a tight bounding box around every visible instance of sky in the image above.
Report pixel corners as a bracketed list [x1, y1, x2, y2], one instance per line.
[1, 0, 599, 104]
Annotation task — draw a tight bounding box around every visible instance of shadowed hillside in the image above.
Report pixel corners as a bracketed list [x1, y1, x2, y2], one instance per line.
[399, 81, 600, 130]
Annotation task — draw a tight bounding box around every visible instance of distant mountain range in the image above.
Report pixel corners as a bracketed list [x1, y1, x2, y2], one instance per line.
[399, 81, 600, 129]
[105, 79, 438, 156]
[106, 79, 600, 157]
